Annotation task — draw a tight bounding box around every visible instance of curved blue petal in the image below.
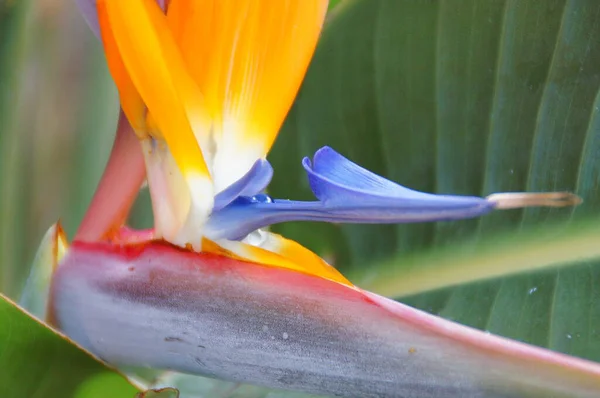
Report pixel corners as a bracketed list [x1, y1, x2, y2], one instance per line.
[303, 146, 420, 203]
[213, 159, 273, 212]
[205, 147, 495, 240]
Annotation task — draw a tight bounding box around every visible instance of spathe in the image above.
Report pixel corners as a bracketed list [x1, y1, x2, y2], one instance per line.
[52, 241, 600, 398]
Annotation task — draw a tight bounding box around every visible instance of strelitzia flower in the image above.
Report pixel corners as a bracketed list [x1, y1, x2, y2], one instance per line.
[32, 0, 600, 396]
[72, 0, 578, 284]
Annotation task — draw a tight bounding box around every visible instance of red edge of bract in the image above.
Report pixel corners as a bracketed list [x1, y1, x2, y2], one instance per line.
[71, 237, 361, 291]
[71, 239, 193, 261]
[69, 239, 273, 279]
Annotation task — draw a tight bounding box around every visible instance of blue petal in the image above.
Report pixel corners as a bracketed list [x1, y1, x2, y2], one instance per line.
[304, 146, 452, 204]
[206, 147, 495, 240]
[213, 159, 273, 212]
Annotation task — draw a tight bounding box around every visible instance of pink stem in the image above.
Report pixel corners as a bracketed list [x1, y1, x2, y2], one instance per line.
[75, 110, 147, 242]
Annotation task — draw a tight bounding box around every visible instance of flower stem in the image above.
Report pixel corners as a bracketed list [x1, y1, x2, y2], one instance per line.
[75, 110, 146, 242]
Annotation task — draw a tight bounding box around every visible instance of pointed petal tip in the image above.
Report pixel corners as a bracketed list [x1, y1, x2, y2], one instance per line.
[313, 145, 335, 159]
[486, 192, 582, 209]
[215, 231, 353, 287]
[20, 222, 69, 321]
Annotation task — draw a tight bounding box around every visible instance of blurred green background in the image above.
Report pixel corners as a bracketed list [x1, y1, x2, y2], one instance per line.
[3, 0, 600, 387]
[1, 0, 121, 297]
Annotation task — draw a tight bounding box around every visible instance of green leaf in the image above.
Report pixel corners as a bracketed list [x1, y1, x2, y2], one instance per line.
[0, 294, 138, 398]
[270, 0, 600, 364]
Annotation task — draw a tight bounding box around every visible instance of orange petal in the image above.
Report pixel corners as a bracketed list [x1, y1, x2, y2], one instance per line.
[167, 0, 329, 191]
[207, 232, 352, 287]
[102, 0, 214, 247]
[97, 1, 146, 132]
[102, 0, 212, 185]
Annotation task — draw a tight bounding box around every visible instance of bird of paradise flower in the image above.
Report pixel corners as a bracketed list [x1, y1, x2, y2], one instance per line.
[21, 0, 600, 397]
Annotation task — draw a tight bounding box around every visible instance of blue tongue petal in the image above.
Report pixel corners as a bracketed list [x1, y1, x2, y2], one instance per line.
[303, 146, 487, 209]
[205, 147, 496, 241]
[304, 146, 420, 202]
[213, 159, 273, 212]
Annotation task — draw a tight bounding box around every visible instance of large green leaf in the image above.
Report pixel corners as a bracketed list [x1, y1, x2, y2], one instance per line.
[270, 0, 600, 364]
[0, 0, 32, 297]
[0, 294, 138, 398]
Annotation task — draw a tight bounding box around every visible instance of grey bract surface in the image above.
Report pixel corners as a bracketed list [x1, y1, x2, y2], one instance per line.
[52, 242, 600, 398]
